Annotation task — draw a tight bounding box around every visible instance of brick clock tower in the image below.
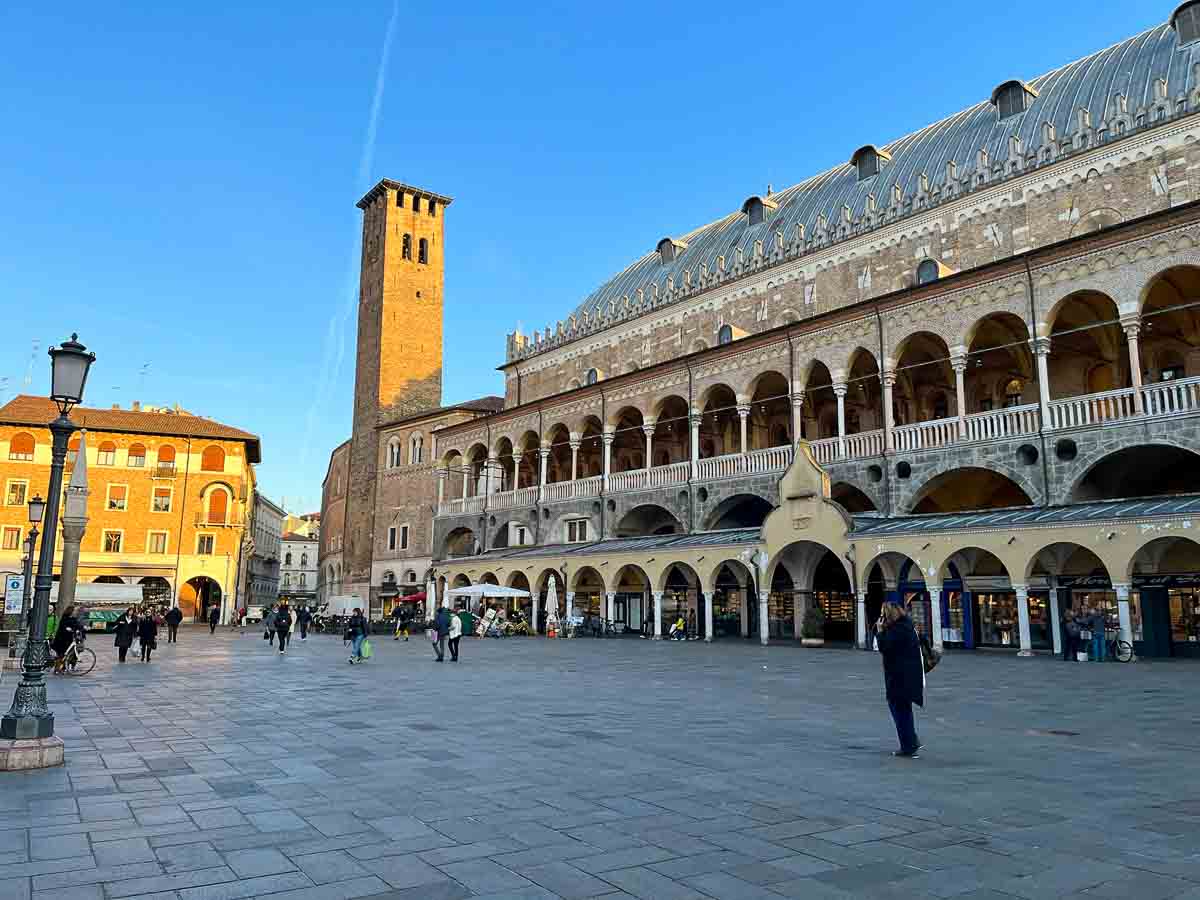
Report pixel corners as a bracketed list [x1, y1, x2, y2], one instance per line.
[343, 179, 452, 600]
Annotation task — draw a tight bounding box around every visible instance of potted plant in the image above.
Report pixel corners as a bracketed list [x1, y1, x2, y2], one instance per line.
[801, 602, 826, 647]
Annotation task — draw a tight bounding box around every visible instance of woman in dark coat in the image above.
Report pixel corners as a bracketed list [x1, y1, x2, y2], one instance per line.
[137, 610, 158, 663]
[114, 607, 138, 663]
[51, 605, 81, 673]
[875, 602, 925, 758]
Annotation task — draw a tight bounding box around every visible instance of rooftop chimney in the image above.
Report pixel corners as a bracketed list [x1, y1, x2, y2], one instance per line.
[132, 400, 141, 411]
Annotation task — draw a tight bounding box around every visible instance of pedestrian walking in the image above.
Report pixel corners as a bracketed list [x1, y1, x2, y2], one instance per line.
[275, 603, 293, 654]
[114, 607, 138, 663]
[432, 605, 451, 661]
[1062, 609, 1080, 661]
[449, 606, 463, 661]
[296, 604, 311, 641]
[875, 602, 924, 759]
[138, 610, 158, 663]
[264, 605, 277, 646]
[165, 605, 182, 643]
[207, 604, 219, 634]
[347, 607, 370, 663]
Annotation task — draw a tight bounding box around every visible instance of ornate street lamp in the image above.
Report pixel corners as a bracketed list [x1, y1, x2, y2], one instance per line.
[20, 494, 43, 629]
[1, 336, 94, 742]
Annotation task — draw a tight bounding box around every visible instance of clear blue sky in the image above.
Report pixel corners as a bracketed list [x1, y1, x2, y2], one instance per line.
[0, 1, 1166, 512]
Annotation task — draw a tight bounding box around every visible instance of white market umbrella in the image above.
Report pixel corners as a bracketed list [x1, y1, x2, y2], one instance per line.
[426, 577, 437, 619]
[545, 577, 559, 634]
[446, 584, 531, 599]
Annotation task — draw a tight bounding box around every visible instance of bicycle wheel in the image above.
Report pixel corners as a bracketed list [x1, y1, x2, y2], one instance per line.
[68, 647, 96, 675]
[1114, 640, 1134, 663]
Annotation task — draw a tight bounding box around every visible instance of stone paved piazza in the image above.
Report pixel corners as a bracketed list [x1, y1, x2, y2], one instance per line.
[2, 626, 1199, 899]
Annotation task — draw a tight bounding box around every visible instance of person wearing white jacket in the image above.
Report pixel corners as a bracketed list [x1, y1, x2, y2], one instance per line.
[448, 608, 463, 662]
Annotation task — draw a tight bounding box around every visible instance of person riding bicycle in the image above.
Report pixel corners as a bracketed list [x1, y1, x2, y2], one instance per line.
[51, 605, 81, 673]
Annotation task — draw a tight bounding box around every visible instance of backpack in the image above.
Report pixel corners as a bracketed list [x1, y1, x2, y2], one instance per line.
[919, 633, 942, 674]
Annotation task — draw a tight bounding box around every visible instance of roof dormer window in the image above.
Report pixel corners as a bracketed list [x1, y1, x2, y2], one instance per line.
[656, 237, 688, 264]
[1175, 2, 1200, 44]
[740, 194, 779, 226]
[992, 80, 1038, 120]
[850, 145, 891, 182]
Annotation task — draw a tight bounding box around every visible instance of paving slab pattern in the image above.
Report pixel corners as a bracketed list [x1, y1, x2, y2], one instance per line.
[1, 625, 1198, 899]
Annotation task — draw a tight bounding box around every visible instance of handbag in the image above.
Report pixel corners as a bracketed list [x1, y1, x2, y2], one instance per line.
[919, 633, 942, 674]
[1080, 628, 1092, 640]
[427, 627, 437, 643]
[263, 630, 270, 640]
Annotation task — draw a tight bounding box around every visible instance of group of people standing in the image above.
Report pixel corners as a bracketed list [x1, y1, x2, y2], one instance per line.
[1061, 606, 1110, 661]
[112, 606, 169, 663]
[261, 602, 313, 654]
[430, 605, 472, 662]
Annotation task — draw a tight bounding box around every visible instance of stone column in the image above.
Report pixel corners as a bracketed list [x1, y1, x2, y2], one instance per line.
[569, 437, 580, 482]
[834, 383, 848, 457]
[652, 591, 663, 639]
[1015, 584, 1033, 657]
[484, 454, 497, 503]
[1114, 582, 1136, 658]
[1048, 586, 1062, 656]
[566, 591, 575, 620]
[436, 467, 447, 505]
[794, 593, 803, 642]
[531, 590, 540, 636]
[604, 592, 615, 625]
[951, 353, 968, 438]
[790, 392, 804, 446]
[881, 371, 896, 452]
[702, 591, 712, 642]
[928, 586, 944, 651]
[602, 430, 614, 489]
[1033, 337, 1052, 428]
[642, 422, 655, 470]
[1122, 319, 1145, 415]
[58, 431, 90, 613]
[758, 591, 770, 646]
[462, 461, 470, 499]
[856, 590, 867, 649]
[740, 590, 749, 638]
[538, 446, 550, 486]
[689, 413, 701, 479]
[736, 404, 750, 455]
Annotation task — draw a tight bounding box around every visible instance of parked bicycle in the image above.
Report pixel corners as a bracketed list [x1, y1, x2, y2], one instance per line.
[1105, 627, 1134, 663]
[50, 629, 96, 676]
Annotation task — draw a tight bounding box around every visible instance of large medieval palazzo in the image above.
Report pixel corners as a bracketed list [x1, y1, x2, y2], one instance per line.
[327, 5, 1200, 659]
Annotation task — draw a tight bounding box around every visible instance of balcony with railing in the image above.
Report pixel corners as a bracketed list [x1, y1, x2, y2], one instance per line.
[194, 512, 243, 527]
[151, 464, 177, 479]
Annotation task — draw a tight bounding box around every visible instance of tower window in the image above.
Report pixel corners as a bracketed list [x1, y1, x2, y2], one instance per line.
[418, 238, 429, 264]
[402, 233, 412, 260]
[717, 324, 733, 345]
[412, 195, 420, 212]
[917, 259, 940, 285]
[585, 368, 599, 386]
[1176, 2, 1200, 44]
[396, 191, 404, 207]
[429, 199, 437, 217]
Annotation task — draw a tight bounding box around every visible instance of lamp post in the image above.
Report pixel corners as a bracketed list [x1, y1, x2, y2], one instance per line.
[9, 496, 45, 663]
[1, 336, 94, 749]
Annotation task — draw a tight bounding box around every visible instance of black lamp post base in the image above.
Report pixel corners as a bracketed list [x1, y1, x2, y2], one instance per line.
[1, 708, 55, 740]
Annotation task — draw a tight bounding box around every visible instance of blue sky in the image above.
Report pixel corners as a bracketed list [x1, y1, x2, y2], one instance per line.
[0, 1, 1167, 511]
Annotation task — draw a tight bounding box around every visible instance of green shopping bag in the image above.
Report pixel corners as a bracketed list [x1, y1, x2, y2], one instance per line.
[360, 639, 373, 659]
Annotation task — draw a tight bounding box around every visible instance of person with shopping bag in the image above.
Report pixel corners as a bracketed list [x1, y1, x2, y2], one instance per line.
[432, 606, 451, 661]
[448, 606, 464, 662]
[346, 607, 370, 664]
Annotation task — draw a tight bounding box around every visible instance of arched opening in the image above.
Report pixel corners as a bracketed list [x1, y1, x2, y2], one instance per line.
[157, 444, 176, 470]
[845, 350, 882, 437]
[966, 312, 1035, 413]
[712, 561, 752, 638]
[651, 395, 690, 466]
[1141, 265, 1200, 388]
[506, 571, 533, 623]
[703, 494, 773, 530]
[864, 551, 921, 641]
[92, 575, 125, 584]
[571, 566, 604, 620]
[443, 527, 478, 558]
[180, 576, 222, 624]
[1129, 536, 1200, 658]
[748, 371, 791, 450]
[659, 562, 700, 638]
[545, 423, 572, 483]
[451, 573, 471, 590]
[943, 547, 1017, 650]
[1072, 445, 1200, 502]
[609, 407, 645, 472]
[138, 576, 172, 607]
[515, 431, 540, 489]
[699, 383, 739, 458]
[771, 540, 854, 644]
[493, 437, 516, 492]
[465, 444, 489, 497]
[200, 445, 225, 472]
[910, 467, 1033, 514]
[615, 504, 683, 538]
[1028, 541, 1114, 656]
[803, 361, 836, 439]
[1047, 290, 1130, 400]
[893, 331, 955, 427]
[613, 564, 651, 634]
[7, 432, 34, 461]
[831, 482, 877, 513]
[97, 440, 116, 466]
[578, 416, 603, 478]
[206, 488, 229, 524]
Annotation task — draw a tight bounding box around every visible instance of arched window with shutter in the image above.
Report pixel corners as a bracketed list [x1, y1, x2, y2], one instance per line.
[8, 432, 34, 461]
[157, 445, 176, 469]
[300, 552, 307, 567]
[97, 441, 117, 466]
[200, 445, 225, 472]
[285, 552, 293, 566]
[127, 443, 146, 467]
[207, 488, 229, 524]
[67, 435, 81, 464]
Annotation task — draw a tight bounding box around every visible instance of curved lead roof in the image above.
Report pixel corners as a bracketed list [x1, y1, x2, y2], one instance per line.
[561, 20, 1198, 327]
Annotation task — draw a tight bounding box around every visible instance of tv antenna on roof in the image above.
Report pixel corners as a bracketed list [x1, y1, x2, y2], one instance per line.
[138, 363, 150, 398]
[22, 340, 40, 390]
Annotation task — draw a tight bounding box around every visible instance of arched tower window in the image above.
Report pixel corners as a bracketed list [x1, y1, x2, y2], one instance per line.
[717, 324, 733, 345]
[418, 238, 428, 264]
[917, 259, 940, 285]
[200, 445, 225, 472]
[402, 233, 412, 260]
[851, 145, 890, 181]
[991, 80, 1037, 120]
[387, 439, 401, 468]
[585, 368, 599, 386]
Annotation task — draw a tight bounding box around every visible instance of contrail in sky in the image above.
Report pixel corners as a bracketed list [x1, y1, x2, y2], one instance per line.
[300, 0, 401, 475]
